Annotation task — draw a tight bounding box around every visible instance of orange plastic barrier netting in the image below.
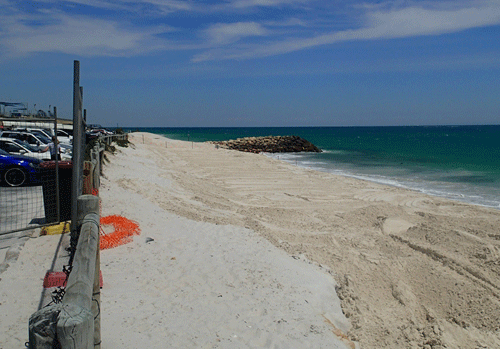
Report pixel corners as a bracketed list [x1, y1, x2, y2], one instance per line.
[100, 215, 141, 250]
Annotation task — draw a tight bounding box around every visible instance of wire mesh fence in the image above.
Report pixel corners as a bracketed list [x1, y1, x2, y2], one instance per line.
[1, 133, 127, 237]
[0, 183, 46, 235]
[0, 160, 71, 235]
[0, 115, 74, 236]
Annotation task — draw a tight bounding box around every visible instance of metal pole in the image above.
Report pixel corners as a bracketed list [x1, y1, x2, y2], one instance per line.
[79, 88, 85, 196]
[70, 60, 83, 253]
[54, 107, 60, 223]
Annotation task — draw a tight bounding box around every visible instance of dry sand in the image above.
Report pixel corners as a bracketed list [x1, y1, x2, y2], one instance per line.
[0, 231, 66, 348]
[101, 132, 500, 349]
[98, 134, 352, 349]
[1, 131, 500, 348]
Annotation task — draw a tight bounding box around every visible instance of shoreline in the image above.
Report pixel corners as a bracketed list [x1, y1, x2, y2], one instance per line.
[267, 152, 500, 211]
[146, 126, 500, 211]
[104, 132, 500, 348]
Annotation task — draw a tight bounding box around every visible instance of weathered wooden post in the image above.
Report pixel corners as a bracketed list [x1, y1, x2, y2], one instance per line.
[28, 304, 63, 348]
[28, 195, 100, 349]
[57, 195, 99, 349]
[93, 143, 100, 191]
[60, 194, 100, 349]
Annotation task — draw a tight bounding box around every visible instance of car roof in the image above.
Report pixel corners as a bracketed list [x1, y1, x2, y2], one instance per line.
[2, 130, 39, 135]
[0, 131, 49, 140]
[0, 137, 33, 148]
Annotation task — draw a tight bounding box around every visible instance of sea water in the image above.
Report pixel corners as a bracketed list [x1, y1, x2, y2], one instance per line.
[131, 126, 500, 209]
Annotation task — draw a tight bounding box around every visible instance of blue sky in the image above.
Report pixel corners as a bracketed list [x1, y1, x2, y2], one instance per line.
[1, 0, 499, 127]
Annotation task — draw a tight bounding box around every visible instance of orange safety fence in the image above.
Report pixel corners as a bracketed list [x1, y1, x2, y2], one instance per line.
[100, 215, 141, 250]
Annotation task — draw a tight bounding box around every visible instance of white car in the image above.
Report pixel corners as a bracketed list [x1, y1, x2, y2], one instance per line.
[0, 131, 72, 158]
[14, 127, 72, 145]
[0, 137, 72, 161]
[55, 129, 73, 145]
[0, 137, 50, 160]
[0, 130, 51, 148]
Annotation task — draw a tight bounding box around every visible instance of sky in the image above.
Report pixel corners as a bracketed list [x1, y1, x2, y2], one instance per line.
[0, 0, 499, 127]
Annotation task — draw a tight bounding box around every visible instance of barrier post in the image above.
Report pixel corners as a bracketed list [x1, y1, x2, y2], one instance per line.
[28, 304, 63, 348]
[28, 195, 100, 349]
[58, 195, 100, 349]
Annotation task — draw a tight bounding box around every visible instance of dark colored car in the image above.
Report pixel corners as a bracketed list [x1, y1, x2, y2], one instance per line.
[0, 149, 42, 187]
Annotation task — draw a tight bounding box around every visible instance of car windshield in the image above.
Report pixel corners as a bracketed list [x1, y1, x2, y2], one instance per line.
[13, 139, 39, 152]
[35, 134, 51, 144]
[33, 130, 52, 138]
[0, 149, 9, 155]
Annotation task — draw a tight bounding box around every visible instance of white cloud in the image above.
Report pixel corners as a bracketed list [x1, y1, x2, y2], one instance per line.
[32, 0, 193, 13]
[193, 0, 500, 61]
[263, 18, 309, 27]
[204, 22, 269, 45]
[228, 0, 310, 9]
[136, 0, 193, 13]
[367, 2, 500, 38]
[44, 0, 308, 11]
[2, 0, 500, 61]
[0, 12, 173, 57]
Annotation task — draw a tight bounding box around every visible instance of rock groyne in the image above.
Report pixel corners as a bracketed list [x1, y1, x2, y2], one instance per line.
[209, 135, 322, 153]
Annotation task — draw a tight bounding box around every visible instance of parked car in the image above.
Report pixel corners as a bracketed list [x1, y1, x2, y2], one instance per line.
[0, 149, 41, 186]
[0, 131, 72, 159]
[14, 127, 73, 145]
[30, 130, 73, 149]
[0, 137, 51, 160]
[0, 130, 52, 149]
[56, 129, 73, 144]
[87, 124, 113, 136]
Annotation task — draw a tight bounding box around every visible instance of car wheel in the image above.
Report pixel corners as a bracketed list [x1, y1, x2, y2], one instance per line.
[4, 167, 27, 187]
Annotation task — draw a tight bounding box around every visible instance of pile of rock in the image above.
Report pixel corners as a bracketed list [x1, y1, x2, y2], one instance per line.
[209, 135, 322, 153]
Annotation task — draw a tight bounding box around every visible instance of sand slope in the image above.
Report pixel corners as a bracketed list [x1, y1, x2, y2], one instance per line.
[101, 133, 500, 349]
[100, 135, 352, 348]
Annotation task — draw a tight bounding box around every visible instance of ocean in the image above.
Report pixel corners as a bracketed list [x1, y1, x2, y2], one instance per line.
[128, 126, 500, 209]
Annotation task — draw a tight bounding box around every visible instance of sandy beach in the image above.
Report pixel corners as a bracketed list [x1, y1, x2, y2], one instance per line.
[2, 131, 500, 348]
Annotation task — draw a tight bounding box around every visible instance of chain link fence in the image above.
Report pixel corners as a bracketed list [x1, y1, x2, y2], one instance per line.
[0, 183, 45, 234]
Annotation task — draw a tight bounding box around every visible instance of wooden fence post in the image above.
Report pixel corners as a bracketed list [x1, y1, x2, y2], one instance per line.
[28, 195, 100, 349]
[57, 195, 100, 349]
[28, 304, 63, 349]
